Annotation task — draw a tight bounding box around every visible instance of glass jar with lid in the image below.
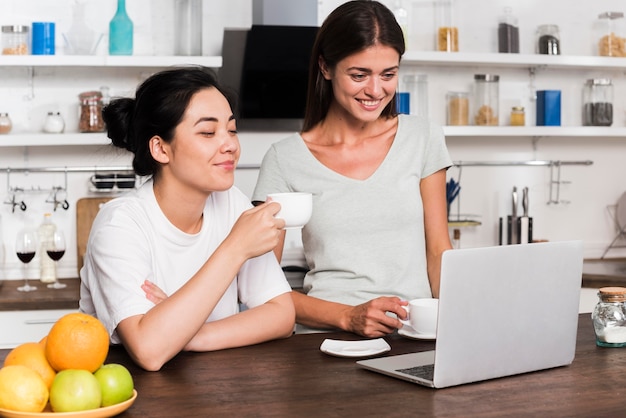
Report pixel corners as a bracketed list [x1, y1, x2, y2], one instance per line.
[473, 74, 499, 126]
[2, 25, 29, 55]
[536, 24, 560, 55]
[498, 7, 519, 53]
[435, 0, 458, 52]
[446, 91, 469, 126]
[592, 287, 626, 347]
[597, 12, 626, 57]
[510, 106, 525, 126]
[582, 78, 613, 126]
[0, 113, 12, 134]
[78, 91, 105, 132]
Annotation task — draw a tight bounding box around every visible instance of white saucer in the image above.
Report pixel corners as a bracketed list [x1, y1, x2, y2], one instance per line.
[398, 326, 436, 340]
[320, 338, 391, 358]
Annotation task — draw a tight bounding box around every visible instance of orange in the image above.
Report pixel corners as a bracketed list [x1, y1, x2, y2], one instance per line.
[4, 342, 56, 389]
[0, 365, 49, 412]
[45, 312, 110, 373]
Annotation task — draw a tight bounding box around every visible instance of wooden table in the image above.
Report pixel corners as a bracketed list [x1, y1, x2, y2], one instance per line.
[0, 278, 79, 311]
[1, 314, 624, 417]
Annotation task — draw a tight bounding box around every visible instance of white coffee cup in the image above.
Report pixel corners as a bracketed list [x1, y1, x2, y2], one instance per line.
[267, 192, 313, 229]
[400, 298, 439, 336]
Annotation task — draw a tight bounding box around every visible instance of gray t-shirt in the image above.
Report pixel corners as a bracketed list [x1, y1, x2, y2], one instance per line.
[252, 114, 452, 305]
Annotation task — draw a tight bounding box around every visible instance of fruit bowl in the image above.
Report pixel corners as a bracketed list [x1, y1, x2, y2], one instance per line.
[0, 389, 137, 418]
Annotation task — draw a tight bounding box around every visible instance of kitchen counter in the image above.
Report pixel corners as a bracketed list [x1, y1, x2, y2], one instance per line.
[0, 314, 622, 417]
[582, 258, 626, 288]
[0, 278, 79, 311]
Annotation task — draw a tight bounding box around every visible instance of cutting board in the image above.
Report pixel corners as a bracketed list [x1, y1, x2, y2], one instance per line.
[76, 197, 113, 275]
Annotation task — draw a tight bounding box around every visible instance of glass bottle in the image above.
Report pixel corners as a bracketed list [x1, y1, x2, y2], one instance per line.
[510, 106, 525, 126]
[0, 113, 12, 134]
[592, 287, 626, 347]
[498, 7, 519, 53]
[435, 0, 458, 52]
[401, 74, 429, 117]
[109, 0, 133, 55]
[43, 112, 65, 133]
[446, 91, 469, 126]
[582, 79, 613, 127]
[597, 12, 626, 57]
[38, 213, 57, 284]
[473, 74, 499, 126]
[536, 24, 560, 55]
[175, 0, 202, 56]
[1, 25, 29, 55]
[79, 91, 105, 132]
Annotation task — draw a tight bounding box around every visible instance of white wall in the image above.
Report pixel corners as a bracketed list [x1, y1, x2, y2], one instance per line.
[0, 0, 625, 281]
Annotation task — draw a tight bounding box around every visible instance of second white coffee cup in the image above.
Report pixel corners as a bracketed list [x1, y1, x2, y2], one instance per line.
[267, 192, 313, 229]
[400, 298, 439, 336]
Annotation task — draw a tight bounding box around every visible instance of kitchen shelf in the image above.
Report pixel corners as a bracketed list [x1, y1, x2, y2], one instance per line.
[0, 133, 109, 147]
[442, 126, 626, 138]
[402, 51, 626, 71]
[0, 55, 222, 68]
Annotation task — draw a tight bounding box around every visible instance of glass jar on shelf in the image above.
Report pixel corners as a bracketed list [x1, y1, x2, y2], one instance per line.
[583, 78, 613, 126]
[435, 0, 458, 52]
[596, 12, 626, 57]
[1, 25, 29, 55]
[446, 91, 469, 126]
[472, 74, 499, 126]
[498, 7, 519, 53]
[510, 106, 525, 126]
[536, 24, 560, 55]
[78, 91, 105, 133]
[592, 287, 626, 347]
[0, 113, 12, 134]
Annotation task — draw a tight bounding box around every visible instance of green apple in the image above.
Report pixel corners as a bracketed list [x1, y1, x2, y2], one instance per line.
[94, 363, 134, 407]
[49, 369, 102, 412]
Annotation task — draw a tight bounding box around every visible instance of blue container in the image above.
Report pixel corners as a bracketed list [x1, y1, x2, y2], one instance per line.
[536, 90, 561, 126]
[31, 22, 55, 55]
[396, 92, 410, 115]
[109, 0, 133, 55]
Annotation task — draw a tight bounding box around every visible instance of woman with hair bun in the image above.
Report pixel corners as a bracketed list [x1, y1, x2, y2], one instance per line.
[80, 67, 295, 371]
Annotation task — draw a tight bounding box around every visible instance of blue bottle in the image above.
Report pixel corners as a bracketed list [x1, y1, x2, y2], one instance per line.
[109, 0, 133, 55]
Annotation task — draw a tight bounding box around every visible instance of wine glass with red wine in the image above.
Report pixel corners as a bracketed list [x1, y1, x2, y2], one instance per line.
[46, 230, 67, 289]
[15, 228, 38, 292]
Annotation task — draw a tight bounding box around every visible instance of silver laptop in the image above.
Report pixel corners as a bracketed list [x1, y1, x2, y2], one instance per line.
[357, 240, 584, 389]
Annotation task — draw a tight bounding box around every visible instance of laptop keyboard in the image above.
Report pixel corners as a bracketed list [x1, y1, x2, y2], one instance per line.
[396, 364, 435, 380]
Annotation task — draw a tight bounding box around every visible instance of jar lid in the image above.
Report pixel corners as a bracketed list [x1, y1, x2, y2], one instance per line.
[474, 74, 499, 82]
[512, 106, 524, 111]
[1, 25, 29, 33]
[586, 78, 612, 86]
[598, 12, 624, 20]
[599, 287, 626, 295]
[447, 91, 469, 97]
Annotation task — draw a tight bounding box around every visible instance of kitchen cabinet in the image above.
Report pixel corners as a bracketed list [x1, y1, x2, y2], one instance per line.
[0, 309, 77, 349]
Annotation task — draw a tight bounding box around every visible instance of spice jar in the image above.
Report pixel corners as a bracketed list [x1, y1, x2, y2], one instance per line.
[592, 287, 626, 347]
[510, 106, 525, 126]
[43, 112, 65, 133]
[536, 24, 560, 55]
[2, 25, 29, 55]
[597, 12, 626, 57]
[0, 113, 12, 134]
[583, 79, 613, 126]
[446, 91, 469, 126]
[473, 74, 499, 126]
[78, 91, 105, 132]
[435, 0, 458, 52]
[498, 7, 519, 53]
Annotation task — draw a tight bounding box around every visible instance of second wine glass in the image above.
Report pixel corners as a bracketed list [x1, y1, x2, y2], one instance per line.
[46, 230, 67, 289]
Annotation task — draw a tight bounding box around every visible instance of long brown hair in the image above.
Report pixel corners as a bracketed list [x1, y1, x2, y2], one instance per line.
[302, 0, 405, 132]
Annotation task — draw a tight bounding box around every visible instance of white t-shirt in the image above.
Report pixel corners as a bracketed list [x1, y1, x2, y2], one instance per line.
[252, 115, 452, 305]
[80, 179, 291, 344]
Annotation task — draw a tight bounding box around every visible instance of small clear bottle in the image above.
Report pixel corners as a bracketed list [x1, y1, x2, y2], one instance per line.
[435, 0, 458, 52]
[510, 106, 525, 126]
[592, 287, 626, 347]
[536, 24, 560, 55]
[597, 12, 625, 57]
[446, 91, 469, 126]
[0, 113, 12, 134]
[1, 25, 29, 55]
[498, 7, 519, 53]
[583, 79, 613, 126]
[473, 74, 499, 126]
